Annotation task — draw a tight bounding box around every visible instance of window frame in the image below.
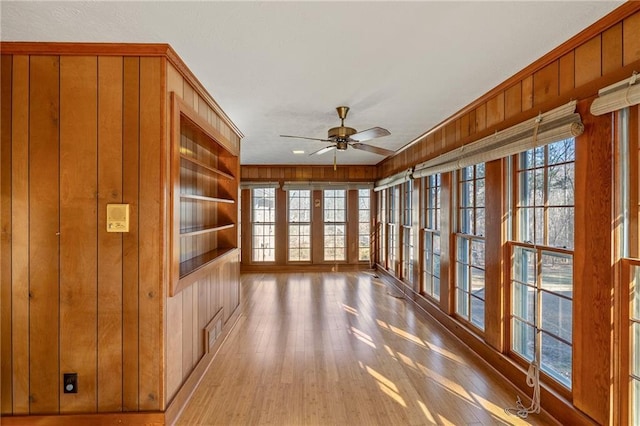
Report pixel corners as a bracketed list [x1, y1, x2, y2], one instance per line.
[287, 189, 312, 262]
[323, 188, 347, 262]
[454, 163, 486, 332]
[421, 174, 441, 300]
[358, 189, 372, 262]
[251, 187, 276, 263]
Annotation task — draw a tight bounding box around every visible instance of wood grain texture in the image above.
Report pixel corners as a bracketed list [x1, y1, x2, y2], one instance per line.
[504, 83, 521, 120]
[533, 61, 559, 106]
[176, 272, 558, 426]
[1, 412, 165, 426]
[575, 35, 602, 88]
[483, 160, 504, 352]
[485, 93, 504, 129]
[96, 55, 124, 412]
[122, 56, 140, 412]
[438, 173, 453, 315]
[29, 55, 60, 414]
[138, 56, 163, 410]
[59, 55, 98, 413]
[1, 54, 13, 415]
[10, 55, 30, 415]
[558, 51, 575, 95]
[623, 11, 640, 66]
[572, 99, 612, 425]
[602, 23, 623, 75]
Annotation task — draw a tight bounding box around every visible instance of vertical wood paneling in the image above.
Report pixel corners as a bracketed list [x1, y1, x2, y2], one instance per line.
[182, 285, 194, 380]
[485, 93, 504, 128]
[1, 54, 13, 415]
[475, 104, 486, 132]
[10, 55, 30, 415]
[138, 57, 163, 410]
[575, 36, 602, 87]
[623, 12, 640, 66]
[558, 52, 575, 95]
[59, 55, 98, 413]
[122, 56, 140, 412]
[602, 23, 623, 75]
[573, 99, 611, 425]
[29, 55, 60, 414]
[347, 190, 359, 263]
[483, 159, 503, 351]
[521, 75, 533, 112]
[533, 61, 559, 106]
[504, 83, 521, 120]
[96, 56, 123, 412]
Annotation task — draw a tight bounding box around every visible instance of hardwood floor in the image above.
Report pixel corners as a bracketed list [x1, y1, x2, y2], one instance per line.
[176, 272, 558, 425]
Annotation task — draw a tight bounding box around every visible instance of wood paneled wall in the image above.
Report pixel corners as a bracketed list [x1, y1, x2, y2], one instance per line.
[377, 4, 640, 178]
[241, 164, 377, 182]
[0, 53, 164, 415]
[0, 44, 242, 424]
[164, 61, 241, 404]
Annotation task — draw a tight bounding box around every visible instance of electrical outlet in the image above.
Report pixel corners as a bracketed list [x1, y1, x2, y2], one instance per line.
[63, 373, 77, 394]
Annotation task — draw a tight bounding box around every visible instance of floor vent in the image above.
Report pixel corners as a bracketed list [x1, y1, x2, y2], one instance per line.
[204, 308, 224, 353]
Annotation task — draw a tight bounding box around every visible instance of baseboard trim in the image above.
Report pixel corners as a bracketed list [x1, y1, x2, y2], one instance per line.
[0, 412, 165, 426]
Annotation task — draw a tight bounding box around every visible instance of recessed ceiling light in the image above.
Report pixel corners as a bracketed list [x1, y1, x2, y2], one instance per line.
[292, 150, 305, 154]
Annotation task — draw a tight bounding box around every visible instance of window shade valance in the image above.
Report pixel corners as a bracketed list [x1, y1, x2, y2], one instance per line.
[373, 168, 412, 192]
[239, 181, 280, 189]
[412, 100, 584, 179]
[281, 181, 373, 191]
[590, 72, 640, 116]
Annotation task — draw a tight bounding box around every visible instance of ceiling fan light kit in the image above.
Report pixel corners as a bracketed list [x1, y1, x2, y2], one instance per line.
[280, 106, 395, 158]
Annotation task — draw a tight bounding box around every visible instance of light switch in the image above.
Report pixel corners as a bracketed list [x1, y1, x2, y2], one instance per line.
[107, 204, 129, 232]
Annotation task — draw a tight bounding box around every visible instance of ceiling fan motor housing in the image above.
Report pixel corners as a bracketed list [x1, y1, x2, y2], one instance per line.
[328, 126, 357, 141]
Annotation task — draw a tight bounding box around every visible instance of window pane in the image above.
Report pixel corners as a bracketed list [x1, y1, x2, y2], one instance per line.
[541, 292, 572, 342]
[512, 282, 536, 323]
[548, 164, 574, 206]
[457, 237, 469, 263]
[547, 207, 574, 249]
[457, 262, 469, 292]
[457, 289, 469, 317]
[548, 138, 575, 164]
[513, 247, 536, 285]
[512, 318, 535, 362]
[541, 252, 573, 293]
[471, 240, 485, 268]
[632, 322, 640, 377]
[541, 333, 572, 388]
[471, 294, 485, 329]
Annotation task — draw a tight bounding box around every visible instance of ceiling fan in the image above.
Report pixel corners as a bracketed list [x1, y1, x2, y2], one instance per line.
[280, 106, 394, 157]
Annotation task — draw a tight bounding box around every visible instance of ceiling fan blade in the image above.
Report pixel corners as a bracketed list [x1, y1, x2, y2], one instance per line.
[310, 145, 336, 156]
[348, 127, 390, 142]
[350, 142, 395, 157]
[280, 134, 332, 142]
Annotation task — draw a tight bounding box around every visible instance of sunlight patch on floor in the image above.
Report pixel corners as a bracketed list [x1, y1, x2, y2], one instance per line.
[350, 326, 376, 348]
[342, 304, 359, 316]
[389, 324, 426, 347]
[426, 341, 465, 364]
[417, 400, 437, 424]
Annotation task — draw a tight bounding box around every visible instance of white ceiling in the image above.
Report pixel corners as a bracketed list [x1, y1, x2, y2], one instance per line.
[1, 1, 622, 166]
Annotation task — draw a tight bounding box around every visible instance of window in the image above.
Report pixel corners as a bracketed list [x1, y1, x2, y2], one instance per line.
[324, 189, 346, 261]
[422, 174, 441, 300]
[358, 189, 371, 261]
[511, 138, 575, 389]
[456, 163, 486, 330]
[288, 189, 311, 261]
[388, 186, 399, 272]
[252, 187, 276, 262]
[402, 181, 414, 282]
[378, 190, 387, 267]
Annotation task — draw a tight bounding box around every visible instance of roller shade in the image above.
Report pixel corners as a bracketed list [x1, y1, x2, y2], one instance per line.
[239, 181, 280, 189]
[590, 72, 640, 116]
[412, 101, 583, 179]
[373, 168, 412, 192]
[281, 181, 373, 191]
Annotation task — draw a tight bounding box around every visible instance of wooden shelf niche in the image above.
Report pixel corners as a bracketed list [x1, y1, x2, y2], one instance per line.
[171, 92, 239, 295]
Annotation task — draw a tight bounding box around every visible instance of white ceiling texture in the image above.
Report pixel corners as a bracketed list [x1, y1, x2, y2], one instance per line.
[1, 1, 622, 166]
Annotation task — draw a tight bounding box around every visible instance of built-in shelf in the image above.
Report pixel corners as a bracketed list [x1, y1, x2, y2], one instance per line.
[180, 194, 235, 204]
[180, 223, 235, 237]
[180, 154, 234, 180]
[179, 247, 236, 279]
[171, 91, 239, 296]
